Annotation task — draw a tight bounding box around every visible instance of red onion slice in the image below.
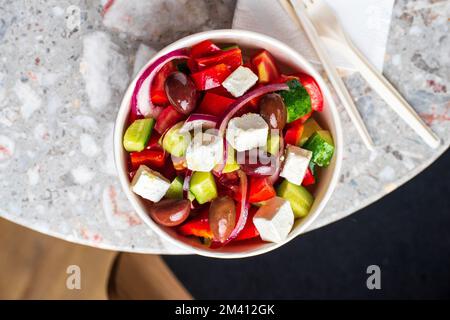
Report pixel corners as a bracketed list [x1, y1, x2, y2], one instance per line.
[218, 83, 289, 136]
[130, 49, 189, 119]
[214, 83, 289, 174]
[179, 114, 218, 133]
[210, 170, 249, 248]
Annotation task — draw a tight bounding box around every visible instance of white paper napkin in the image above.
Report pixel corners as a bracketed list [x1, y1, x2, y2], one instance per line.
[232, 0, 394, 71]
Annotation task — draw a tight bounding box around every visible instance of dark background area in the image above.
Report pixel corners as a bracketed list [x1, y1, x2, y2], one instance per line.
[164, 150, 450, 299]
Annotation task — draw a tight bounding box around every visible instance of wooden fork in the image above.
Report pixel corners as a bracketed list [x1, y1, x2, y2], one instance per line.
[292, 0, 440, 149]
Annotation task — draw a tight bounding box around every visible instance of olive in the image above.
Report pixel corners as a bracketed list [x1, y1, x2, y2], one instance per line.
[259, 93, 287, 130]
[165, 72, 198, 114]
[209, 196, 236, 243]
[149, 199, 191, 227]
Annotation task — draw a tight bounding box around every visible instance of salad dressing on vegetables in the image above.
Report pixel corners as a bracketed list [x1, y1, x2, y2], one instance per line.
[123, 40, 335, 247]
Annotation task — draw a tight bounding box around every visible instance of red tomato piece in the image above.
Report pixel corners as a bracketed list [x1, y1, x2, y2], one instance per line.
[245, 83, 264, 110]
[151, 61, 176, 106]
[196, 92, 236, 118]
[294, 73, 323, 112]
[130, 146, 166, 170]
[302, 167, 315, 186]
[248, 177, 276, 203]
[284, 120, 304, 146]
[190, 40, 221, 58]
[187, 58, 198, 73]
[243, 61, 256, 73]
[178, 208, 213, 239]
[235, 206, 260, 241]
[160, 156, 177, 181]
[208, 85, 235, 99]
[251, 50, 280, 84]
[195, 48, 242, 72]
[190, 63, 232, 91]
[154, 105, 185, 134]
[147, 131, 162, 148]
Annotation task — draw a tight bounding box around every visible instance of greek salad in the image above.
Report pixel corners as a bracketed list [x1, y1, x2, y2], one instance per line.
[122, 40, 334, 248]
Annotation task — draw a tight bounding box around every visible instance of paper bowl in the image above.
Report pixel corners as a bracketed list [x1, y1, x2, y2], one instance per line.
[114, 29, 343, 258]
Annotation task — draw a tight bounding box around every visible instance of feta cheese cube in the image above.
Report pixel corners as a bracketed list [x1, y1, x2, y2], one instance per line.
[131, 165, 171, 202]
[186, 132, 223, 172]
[226, 113, 268, 152]
[280, 145, 312, 185]
[253, 197, 294, 243]
[222, 66, 258, 97]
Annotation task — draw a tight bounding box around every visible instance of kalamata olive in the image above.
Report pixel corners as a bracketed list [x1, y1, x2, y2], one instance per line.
[149, 199, 191, 227]
[209, 196, 236, 243]
[165, 72, 198, 114]
[259, 93, 287, 130]
[238, 149, 277, 176]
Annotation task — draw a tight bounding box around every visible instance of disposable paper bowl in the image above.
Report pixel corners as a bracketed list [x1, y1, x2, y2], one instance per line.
[114, 29, 343, 258]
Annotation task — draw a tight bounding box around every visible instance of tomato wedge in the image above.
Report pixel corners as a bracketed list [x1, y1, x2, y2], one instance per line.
[190, 40, 221, 58]
[196, 92, 236, 118]
[147, 131, 162, 148]
[248, 177, 276, 203]
[154, 105, 185, 134]
[150, 61, 176, 106]
[130, 146, 166, 170]
[235, 206, 260, 241]
[251, 50, 280, 84]
[302, 167, 315, 186]
[295, 73, 323, 112]
[284, 120, 304, 146]
[160, 156, 177, 181]
[245, 83, 264, 110]
[208, 85, 235, 99]
[195, 47, 242, 72]
[190, 63, 232, 91]
[178, 208, 213, 239]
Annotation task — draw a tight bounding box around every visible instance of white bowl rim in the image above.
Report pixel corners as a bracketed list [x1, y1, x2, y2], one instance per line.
[114, 29, 343, 259]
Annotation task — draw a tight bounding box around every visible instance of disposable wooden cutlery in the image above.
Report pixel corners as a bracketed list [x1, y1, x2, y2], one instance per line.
[283, 0, 441, 149]
[279, 0, 375, 150]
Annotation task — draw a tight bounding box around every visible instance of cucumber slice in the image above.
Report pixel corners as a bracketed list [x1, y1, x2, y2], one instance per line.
[165, 176, 196, 201]
[300, 118, 322, 146]
[277, 180, 314, 218]
[222, 147, 240, 173]
[303, 130, 334, 167]
[279, 80, 312, 123]
[165, 176, 184, 200]
[123, 118, 154, 152]
[265, 131, 280, 155]
[162, 122, 191, 157]
[189, 171, 218, 204]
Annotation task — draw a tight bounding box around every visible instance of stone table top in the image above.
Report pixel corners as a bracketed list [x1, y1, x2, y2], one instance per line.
[0, 0, 448, 254]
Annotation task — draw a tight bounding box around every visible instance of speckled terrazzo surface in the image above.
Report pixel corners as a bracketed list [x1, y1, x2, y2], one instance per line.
[0, 0, 448, 254]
